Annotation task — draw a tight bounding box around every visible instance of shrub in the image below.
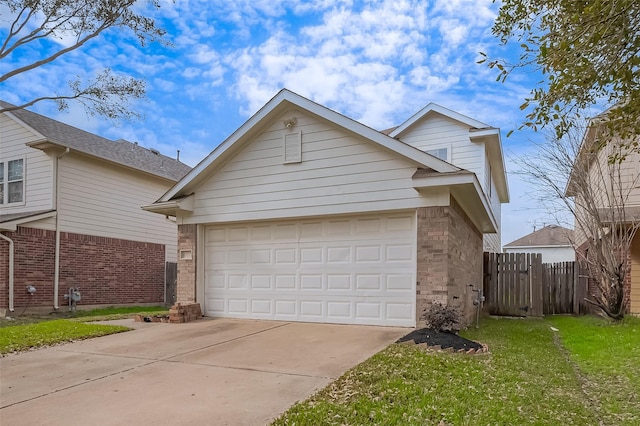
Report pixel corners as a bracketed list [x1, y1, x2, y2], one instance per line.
[422, 302, 462, 333]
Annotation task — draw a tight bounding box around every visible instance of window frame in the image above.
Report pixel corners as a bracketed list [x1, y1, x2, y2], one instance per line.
[425, 144, 452, 163]
[0, 157, 26, 206]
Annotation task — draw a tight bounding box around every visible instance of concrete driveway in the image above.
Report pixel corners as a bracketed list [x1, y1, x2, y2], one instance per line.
[0, 318, 408, 425]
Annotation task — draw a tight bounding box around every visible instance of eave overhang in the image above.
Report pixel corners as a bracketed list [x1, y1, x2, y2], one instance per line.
[412, 170, 498, 233]
[0, 210, 57, 231]
[469, 127, 510, 203]
[141, 194, 195, 216]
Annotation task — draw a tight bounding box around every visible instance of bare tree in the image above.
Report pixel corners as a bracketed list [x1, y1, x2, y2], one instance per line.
[516, 120, 640, 320]
[0, 0, 167, 120]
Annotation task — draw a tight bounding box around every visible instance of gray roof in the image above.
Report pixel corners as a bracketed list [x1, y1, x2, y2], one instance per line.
[2, 101, 191, 182]
[504, 225, 574, 247]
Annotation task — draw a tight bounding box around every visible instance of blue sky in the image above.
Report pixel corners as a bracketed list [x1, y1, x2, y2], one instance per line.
[1, 0, 564, 245]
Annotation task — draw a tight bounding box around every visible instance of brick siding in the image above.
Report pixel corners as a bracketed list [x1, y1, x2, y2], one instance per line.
[0, 226, 165, 309]
[417, 196, 483, 326]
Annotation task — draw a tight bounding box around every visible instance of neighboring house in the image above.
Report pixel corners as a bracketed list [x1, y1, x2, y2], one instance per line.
[568, 120, 640, 315]
[504, 225, 576, 263]
[144, 89, 509, 327]
[0, 102, 191, 314]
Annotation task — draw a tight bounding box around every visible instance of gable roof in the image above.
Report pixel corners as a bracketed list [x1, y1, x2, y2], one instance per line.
[388, 103, 490, 138]
[158, 89, 461, 202]
[386, 102, 509, 203]
[504, 225, 574, 248]
[1, 101, 191, 182]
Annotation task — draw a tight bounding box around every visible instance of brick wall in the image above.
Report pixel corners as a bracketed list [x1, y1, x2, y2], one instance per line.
[416, 196, 483, 326]
[176, 224, 197, 302]
[447, 197, 483, 324]
[0, 226, 165, 309]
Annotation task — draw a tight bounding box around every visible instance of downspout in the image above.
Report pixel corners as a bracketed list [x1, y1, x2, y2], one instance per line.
[0, 233, 14, 312]
[53, 147, 70, 310]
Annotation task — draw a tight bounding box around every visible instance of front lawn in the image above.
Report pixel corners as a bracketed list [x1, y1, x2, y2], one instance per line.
[0, 320, 129, 354]
[547, 315, 640, 425]
[273, 316, 639, 426]
[0, 305, 167, 354]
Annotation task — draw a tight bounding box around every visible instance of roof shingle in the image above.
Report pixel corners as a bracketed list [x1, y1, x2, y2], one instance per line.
[2, 101, 191, 182]
[504, 225, 574, 247]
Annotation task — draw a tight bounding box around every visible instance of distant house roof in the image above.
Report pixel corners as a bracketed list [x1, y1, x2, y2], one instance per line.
[504, 225, 574, 248]
[1, 101, 191, 182]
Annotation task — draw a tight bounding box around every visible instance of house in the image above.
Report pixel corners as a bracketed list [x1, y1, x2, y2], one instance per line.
[144, 89, 509, 327]
[0, 102, 191, 314]
[504, 225, 575, 263]
[567, 119, 640, 315]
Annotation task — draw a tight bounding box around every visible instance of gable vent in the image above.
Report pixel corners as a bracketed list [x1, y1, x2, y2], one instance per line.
[283, 131, 302, 164]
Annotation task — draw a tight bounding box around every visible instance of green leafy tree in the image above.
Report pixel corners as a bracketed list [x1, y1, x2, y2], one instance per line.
[481, 0, 640, 141]
[0, 0, 167, 120]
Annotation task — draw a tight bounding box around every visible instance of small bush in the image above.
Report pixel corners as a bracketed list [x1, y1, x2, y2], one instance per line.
[423, 302, 462, 333]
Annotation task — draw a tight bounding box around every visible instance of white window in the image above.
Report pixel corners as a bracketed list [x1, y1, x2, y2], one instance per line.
[425, 146, 451, 162]
[0, 158, 24, 205]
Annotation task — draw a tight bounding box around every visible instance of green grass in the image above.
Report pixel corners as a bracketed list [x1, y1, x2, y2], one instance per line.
[273, 316, 639, 426]
[547, 315, 640, 425]
[0, 305, 169, 327]
[69, 305, 168, 322]
[0, 305, 167, 354]
[0, 319, 129, 354]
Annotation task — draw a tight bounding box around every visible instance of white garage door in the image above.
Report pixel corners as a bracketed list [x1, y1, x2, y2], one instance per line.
[204, 212, 416, 326]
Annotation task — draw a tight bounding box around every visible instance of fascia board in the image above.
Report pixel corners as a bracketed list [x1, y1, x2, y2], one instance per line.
[413, 172, 498, 232]
[389, 103, 489, 138]
[4, 111, 47, 141]
[0, 211, 57, 231]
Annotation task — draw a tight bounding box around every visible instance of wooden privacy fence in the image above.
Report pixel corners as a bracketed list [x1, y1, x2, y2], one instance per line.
[542, 261, 590, 315]
[483, 252, 544, 317]
[483, 252, 589, 317]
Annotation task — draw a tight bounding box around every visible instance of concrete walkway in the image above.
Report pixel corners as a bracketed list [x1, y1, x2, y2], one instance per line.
[0, 318, 408, 425]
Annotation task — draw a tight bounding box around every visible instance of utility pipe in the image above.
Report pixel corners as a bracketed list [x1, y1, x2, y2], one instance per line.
[0, 233, 15, 312]
[53, 147, 70, 310]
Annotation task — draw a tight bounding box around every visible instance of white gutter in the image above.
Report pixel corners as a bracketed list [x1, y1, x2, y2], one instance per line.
[53, 147, 70, 309]
[0, 233, 14, 312]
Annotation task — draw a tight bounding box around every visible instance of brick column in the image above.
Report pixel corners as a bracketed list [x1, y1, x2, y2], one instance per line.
[416, 196, 483, 327]
[416, 206, 449, 323]
[177, 224, 197, 302]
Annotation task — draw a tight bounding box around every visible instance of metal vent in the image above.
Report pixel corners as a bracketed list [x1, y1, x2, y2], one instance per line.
[283, 132, 302, 164]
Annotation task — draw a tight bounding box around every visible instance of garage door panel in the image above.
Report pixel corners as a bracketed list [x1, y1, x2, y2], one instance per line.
[204, 212, 416, 326]
[251, 299, 273, 314]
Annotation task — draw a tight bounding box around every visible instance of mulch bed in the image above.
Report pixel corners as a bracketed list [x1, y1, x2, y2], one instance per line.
[397, 328, 488, 354]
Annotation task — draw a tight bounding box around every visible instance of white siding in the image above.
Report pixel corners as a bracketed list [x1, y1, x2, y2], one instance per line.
[485, 170, 502, 252]
[58, 153, 178, 262]
[0, 115, 53, 215]
[183, 110, 429, 224]
[504, 246, 575, 263]
[397, 114, 484, 178]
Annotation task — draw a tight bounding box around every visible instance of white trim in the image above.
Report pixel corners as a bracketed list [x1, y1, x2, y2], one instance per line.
[0, 211, 57, 231]
[425, 144, 452, 162]
[469, 128, 500, 139]
[141, 194, 195, 215]
[4, 111, 47, 141]
[413, 172, 498, 233]
[158, 90, 460, 203]
[389, 103, 490, 138]
[0, 156, 26, 206]
[283, 131, 302, 164]
[471, 128, 509, 203]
